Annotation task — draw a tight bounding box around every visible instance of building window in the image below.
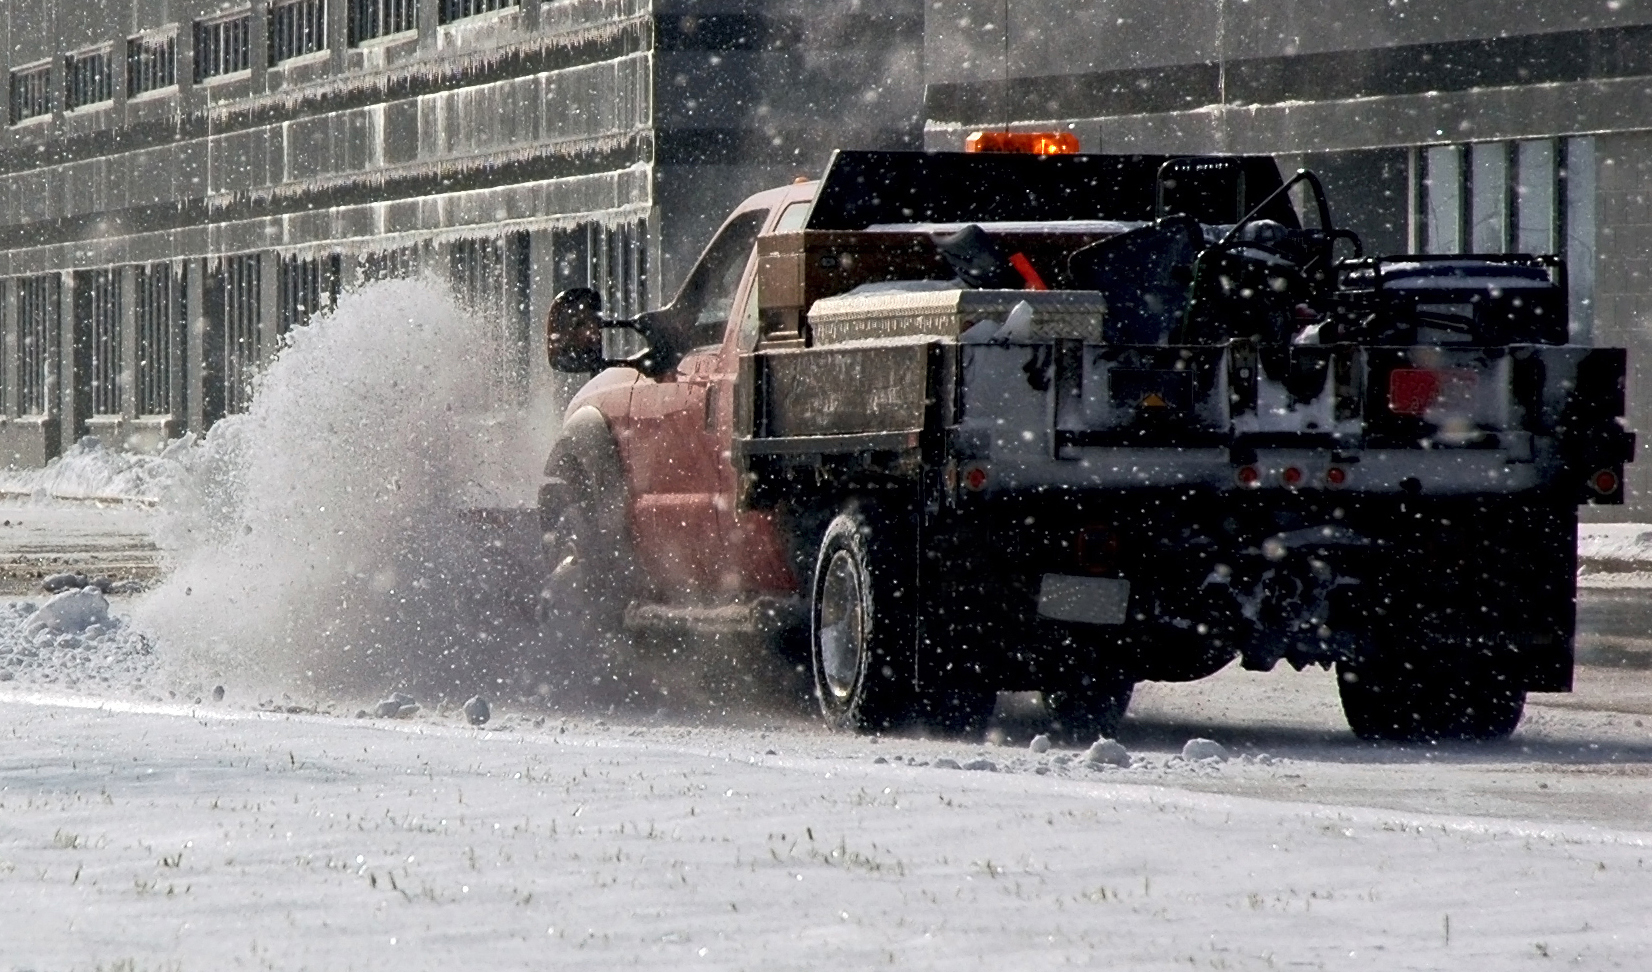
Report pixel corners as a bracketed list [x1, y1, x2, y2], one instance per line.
[75, 270, 123, 417]
[217, 255, 262, 415]
[450, 234, 531, 406]
[9, 63, 52, 124]
[127, 32, 178, 97]
[349, 0, 418, 44]
[15, 275, 57, 416]
[438, 0, 520, 26]
[195, 13, 253, 82]
[277, 254, 339, 333]
[135, 263, 183, 416]
[269, 0, 328, 65]
[1414, 137, 1595, 340]
[65, 48, 114, 111]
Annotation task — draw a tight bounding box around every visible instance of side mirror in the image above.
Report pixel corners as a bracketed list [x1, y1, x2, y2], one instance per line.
[547, 287, 606, 372]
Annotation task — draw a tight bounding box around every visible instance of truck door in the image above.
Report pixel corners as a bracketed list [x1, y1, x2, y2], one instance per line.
[627, 211, 765, 593]
[702, 201, 816, 594]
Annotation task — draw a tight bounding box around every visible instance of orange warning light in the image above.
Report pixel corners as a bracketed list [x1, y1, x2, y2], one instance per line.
[963, 131, 1080, 155]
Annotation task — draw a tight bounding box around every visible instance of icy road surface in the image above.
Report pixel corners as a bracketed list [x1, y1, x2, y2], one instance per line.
[4, 664, 1652, 971]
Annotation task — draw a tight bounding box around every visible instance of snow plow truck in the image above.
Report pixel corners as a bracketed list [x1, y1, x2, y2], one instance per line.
[537, 141, 1634, 743]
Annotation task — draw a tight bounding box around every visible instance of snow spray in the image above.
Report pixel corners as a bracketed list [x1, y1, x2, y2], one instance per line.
[133, 279, 570, 702]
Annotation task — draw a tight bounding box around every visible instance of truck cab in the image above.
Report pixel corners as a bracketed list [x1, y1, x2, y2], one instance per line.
[541, 180, 816, 627]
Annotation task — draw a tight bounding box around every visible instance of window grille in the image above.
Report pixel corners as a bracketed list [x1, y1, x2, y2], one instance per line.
[195, 14, 253, 82]
[349, 0, 417, 44]
[9, 64, 51, 124]
[65, 49, 113, 111]
[278, 254, 339, 333]
[127, 33, 178, 97]
[269, 0, 328, 65]
[15, 276, 57, 416]
[438, 0, 519, 26]
[359, 246, 420, 282]
[218, 255, 261, 414]
[135, 264, 183, 415]
[449, 235, 530, 405]
[75, 270, 123, 416]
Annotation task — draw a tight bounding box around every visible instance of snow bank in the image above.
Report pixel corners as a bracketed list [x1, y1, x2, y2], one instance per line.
[0, 435, 192, 504]
[0, 596, 156, 690]
[1578, 523, 1652, 563]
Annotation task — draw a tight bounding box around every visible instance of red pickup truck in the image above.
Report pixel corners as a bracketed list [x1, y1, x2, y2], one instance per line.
[539, 146, 1632, 744]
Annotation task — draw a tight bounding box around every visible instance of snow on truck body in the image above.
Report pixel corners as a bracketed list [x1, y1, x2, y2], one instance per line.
[541, 148, 1633, 744]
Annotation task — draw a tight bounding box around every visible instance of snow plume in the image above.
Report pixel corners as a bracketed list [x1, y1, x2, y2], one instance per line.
[132, 279, 567, 703]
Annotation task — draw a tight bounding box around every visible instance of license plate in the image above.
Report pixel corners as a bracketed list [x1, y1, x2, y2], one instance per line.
[1037, 574, 1131, 626]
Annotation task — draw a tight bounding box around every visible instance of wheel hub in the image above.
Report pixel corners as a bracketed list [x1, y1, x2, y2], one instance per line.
[818, 549, 864, 701]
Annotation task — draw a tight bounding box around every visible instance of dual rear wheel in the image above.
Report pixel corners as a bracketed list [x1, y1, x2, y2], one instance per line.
[808, 506, 1131, 740]
[1336, 649, 1525, 742]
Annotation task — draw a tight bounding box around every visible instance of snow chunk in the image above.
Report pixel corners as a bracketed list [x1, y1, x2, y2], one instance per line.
[374, 693, 419, 719]
[963, 758, 998, 772]
[1028, 733, 1052, 754]
[29, 588, 111, 635]
[1084, 738, 1131, 767]
[1182, 738, 1228, 762]
[463, 695, 491, 726]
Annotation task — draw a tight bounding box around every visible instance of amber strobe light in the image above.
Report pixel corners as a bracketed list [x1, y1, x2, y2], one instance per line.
[964, 131, 1080, 155]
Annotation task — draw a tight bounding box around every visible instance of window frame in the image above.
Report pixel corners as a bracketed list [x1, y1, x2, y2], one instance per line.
[194, 11, 254, 84]
[437, 0, 521, 27]
[348, 0, 419, 46]
[64, 45, 116, 113]
[126, 29, 180, 99]
[267, 0, 330, 67]
[9, 60, 53, 126]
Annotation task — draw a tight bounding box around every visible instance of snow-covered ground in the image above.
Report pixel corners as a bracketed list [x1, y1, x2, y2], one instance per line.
[3, 281, 1652, 969]
[3, 670, 1651, 971]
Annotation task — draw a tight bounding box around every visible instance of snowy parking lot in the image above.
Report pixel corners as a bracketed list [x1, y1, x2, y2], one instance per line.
[3, 651, 1652, 970]
[3, 664, 1652, 971]
[2, 285, 1651, 971]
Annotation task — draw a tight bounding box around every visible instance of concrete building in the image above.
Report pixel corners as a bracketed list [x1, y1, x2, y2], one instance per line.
[0, 0, 923, 464]
[4, 1, 1648, 516]
[924, 0, 1652, 515]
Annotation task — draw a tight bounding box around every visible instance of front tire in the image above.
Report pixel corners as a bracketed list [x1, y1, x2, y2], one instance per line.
[810, 509, 918, 732]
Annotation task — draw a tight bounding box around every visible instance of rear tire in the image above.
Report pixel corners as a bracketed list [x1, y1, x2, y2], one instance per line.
[1045, 674, 1135, 746]
[809, 508, 918, 732]
[914, 688, 997, 739]
[1337, 650, 1524, 742]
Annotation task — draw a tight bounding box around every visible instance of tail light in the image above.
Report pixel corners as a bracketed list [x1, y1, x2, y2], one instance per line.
[1076, 524, 1122, 573]
[1591, 468, 1620, 495]
[964, 131, 1080, 155]
[1236, 465, 1260, 488]
[962, 464, 989, 491]
[1388, 367, 1478, 418]
[1280, 466, 1304, 487]
[1325, 466, 1348, 488]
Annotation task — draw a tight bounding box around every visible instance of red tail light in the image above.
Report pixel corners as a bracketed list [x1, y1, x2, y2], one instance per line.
[1591, 469, 1620, 495]
[1388, 368, 1477, 417]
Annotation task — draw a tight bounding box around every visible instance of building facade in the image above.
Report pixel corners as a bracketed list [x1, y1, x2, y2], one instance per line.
[0, 0, 922, 463]
[924, 0, 1652, 515]
[5, 1, 1650, 515]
